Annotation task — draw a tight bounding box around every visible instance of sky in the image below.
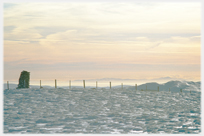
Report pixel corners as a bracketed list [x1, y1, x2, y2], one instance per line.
[3, 2, 201, 86]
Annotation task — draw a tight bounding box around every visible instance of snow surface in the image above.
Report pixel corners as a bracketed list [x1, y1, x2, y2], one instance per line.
[4, 88, 201, 134]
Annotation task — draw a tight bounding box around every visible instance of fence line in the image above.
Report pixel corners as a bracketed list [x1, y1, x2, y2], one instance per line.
[5, 79, 190, 93]
[46, 79, 181, 93]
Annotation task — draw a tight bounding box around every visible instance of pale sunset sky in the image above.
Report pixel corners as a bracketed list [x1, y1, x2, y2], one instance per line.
[3, 1, 201, 85]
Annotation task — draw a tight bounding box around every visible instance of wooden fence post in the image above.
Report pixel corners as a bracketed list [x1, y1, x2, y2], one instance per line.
[96, 81, 98, 89]
[121, 83, 123, 89]
[7, 81, 9, 90]
[110, 82, 111, 89]
[135, 84, 137, 90]
[83, 80, 85, 88]
[40, 80, 41, 88]
[69, 80, 71, 89]
[55, 79, 57, 88]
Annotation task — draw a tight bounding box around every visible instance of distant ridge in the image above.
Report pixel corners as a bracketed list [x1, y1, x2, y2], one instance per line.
[128, 80, 200, 93]
[3, 80, 200, 92]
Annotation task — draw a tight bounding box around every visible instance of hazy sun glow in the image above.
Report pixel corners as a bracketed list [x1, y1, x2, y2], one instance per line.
[4, 2, 201, 85]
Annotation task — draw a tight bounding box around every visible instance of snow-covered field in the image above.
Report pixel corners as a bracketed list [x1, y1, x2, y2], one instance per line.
[4, 88, 201, 134]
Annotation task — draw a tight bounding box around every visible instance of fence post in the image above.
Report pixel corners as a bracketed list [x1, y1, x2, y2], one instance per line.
[180, 89, 182, 93]
[146, 85, 147, 91]
[40, 80, 41, 88]
[135, 84, 137, 90]
[110, 82, 111, 89]
[55, 79, 57, 88]
[83, 80, 85, 88]
[121, 83, 123, 89]
[69, 80, 71, 89]
[7, 81, 9, 90]
[158, 86, 159, 92]
[96, 81, 98, 89]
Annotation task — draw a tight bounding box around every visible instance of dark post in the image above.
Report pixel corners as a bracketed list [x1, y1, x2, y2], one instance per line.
[40, 80, 41, 88]
[83, 80, 85, 88]
[180, 89, 182, 93]
[69, 80, 71, 89]
[146, 85, 147, 91]
[55, 79, 57, 88]
[158, 86, 159, 92]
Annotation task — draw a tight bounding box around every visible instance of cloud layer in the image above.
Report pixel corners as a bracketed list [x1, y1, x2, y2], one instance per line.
[4, 2, 201, 83]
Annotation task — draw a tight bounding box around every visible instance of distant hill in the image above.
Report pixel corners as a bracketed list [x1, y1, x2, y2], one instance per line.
[128, 80, 200, 93]
[3, 80, 200, 92]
